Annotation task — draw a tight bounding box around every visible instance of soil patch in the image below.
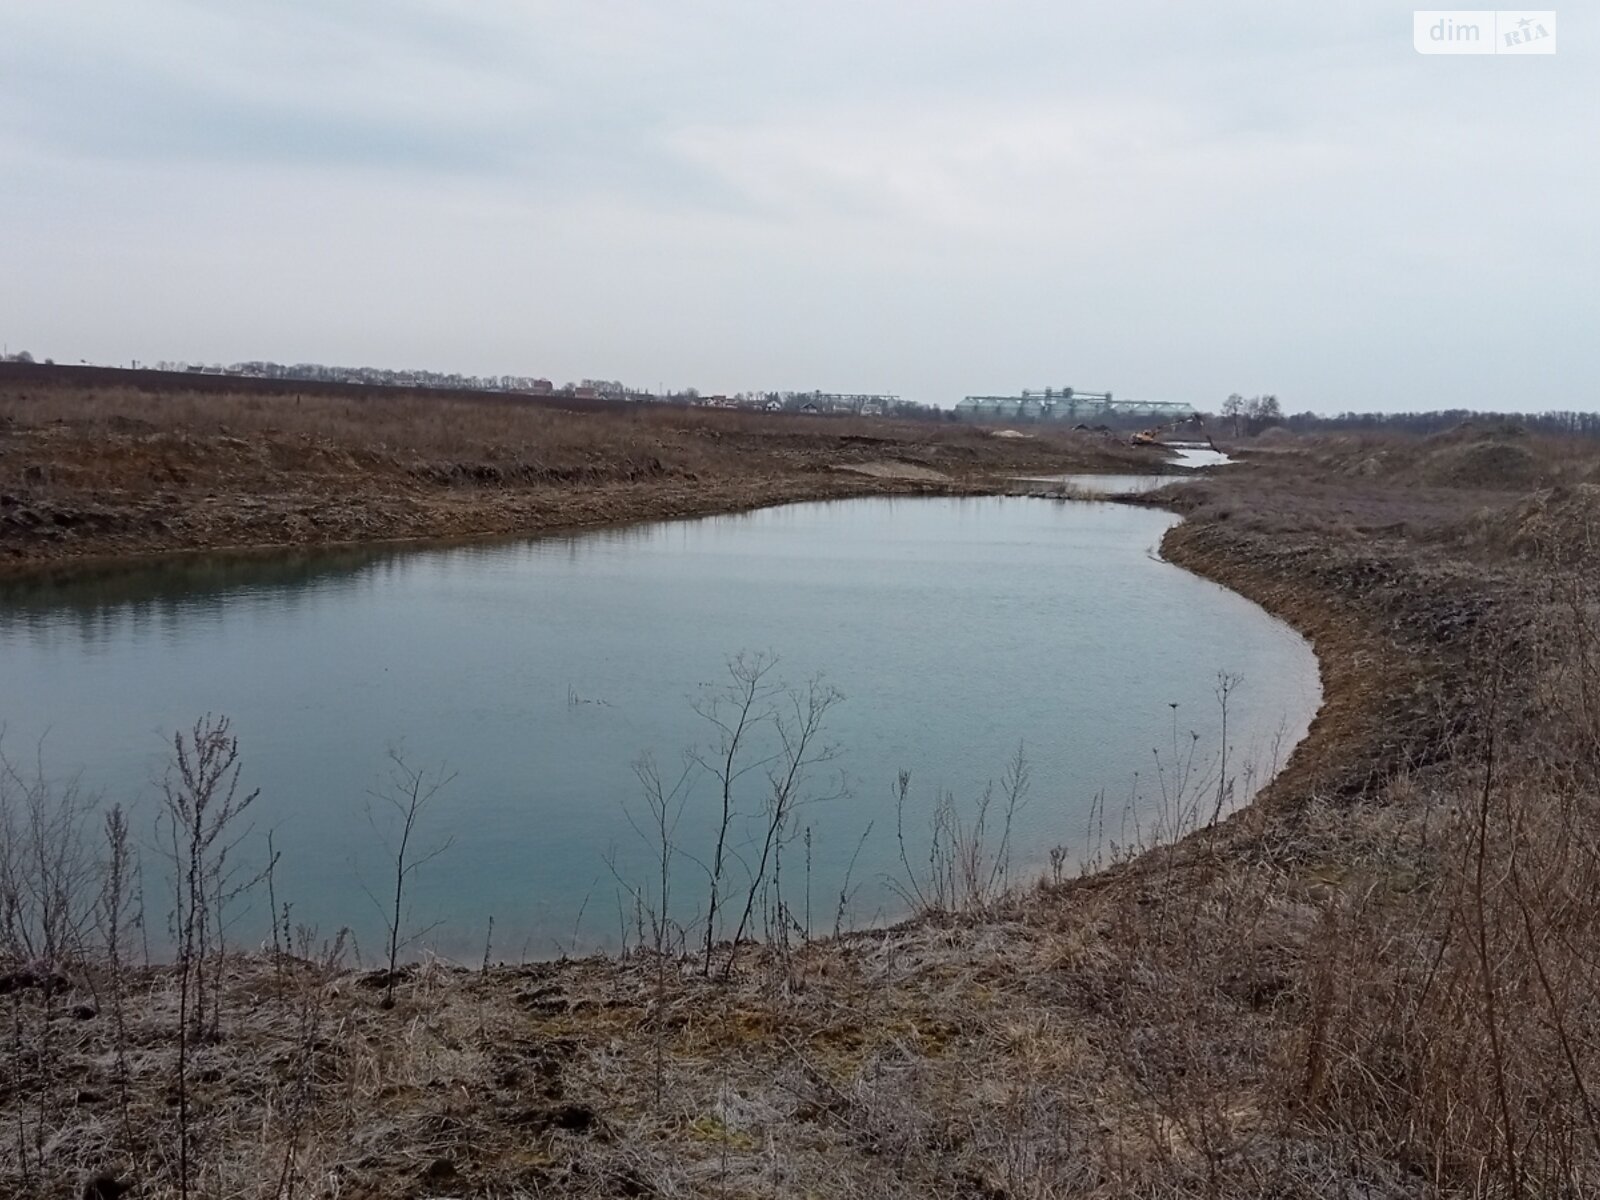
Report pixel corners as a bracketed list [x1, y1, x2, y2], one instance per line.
[833, 459, 951, 482]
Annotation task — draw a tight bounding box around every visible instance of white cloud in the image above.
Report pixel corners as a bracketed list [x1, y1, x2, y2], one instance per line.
[0, 0, 1594, 410]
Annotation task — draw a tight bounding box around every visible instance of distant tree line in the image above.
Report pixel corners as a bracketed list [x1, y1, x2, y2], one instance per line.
[1292, 412, 1600, 438]
[1266, 407, 1600, 439]
[1219, 394, 1283, 436]
[1206, 395, 1600, 440]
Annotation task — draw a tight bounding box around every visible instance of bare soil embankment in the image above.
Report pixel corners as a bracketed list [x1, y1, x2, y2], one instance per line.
[3, 417, 1595, 1197]
[0, 374, 1161, 571]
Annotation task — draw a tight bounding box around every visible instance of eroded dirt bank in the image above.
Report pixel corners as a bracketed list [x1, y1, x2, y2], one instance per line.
[0, 378, 1162, 572]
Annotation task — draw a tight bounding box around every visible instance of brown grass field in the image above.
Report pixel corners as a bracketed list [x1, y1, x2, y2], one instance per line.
[0, 370, 1159, 571]
[6, 379, 1600, 1197]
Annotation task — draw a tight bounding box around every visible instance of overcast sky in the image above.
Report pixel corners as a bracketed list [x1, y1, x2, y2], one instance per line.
[2, 2, 1595, 411]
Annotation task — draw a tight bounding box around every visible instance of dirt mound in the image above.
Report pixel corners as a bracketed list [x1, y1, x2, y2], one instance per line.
[1253, 425, 1299, 445]
[1466, 484, 1600, 563]
[1421, 438, 1539, 488]
[1425, 419, 1528, 446]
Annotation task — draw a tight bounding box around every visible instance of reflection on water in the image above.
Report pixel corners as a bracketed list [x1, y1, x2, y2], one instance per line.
[1166, 444, 1233, 469]
[0, 524, 684, 649]
[1017, 443, 1234, 495]
[1015, 474, 1194, 495]
[1, 497, 1318, 959]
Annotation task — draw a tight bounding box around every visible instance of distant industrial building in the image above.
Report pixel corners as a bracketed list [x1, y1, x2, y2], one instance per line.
[956, 387, 1195, 422]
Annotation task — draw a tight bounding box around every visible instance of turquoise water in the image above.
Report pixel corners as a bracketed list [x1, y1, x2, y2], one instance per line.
[1, 497, 1318, 960]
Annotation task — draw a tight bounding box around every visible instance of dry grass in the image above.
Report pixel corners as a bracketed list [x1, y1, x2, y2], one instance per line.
[0, 379, 1158, 568]
[14, 759, 1591, 1198]
[1233, 421, 1600, 492]
[0, 381, 1143, 478]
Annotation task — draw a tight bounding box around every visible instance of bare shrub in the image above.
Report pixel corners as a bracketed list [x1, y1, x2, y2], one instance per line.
[725, 674, 844, 975]
[691, 653, 781, 975]
[892, 744, 1031, 917]
[613, 753, 696, 1106]
[158, 714, 261, 1196]
[160, 715, 261, 1041]
[362, 748, 455, 1009]
[0, 744, 100, 1192]
[620, 654, 847, 980]
[0, 743, 98, 972]
[96, 804, 136, 1140]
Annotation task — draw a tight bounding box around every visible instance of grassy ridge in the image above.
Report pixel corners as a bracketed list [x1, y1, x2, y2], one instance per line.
[0, 377, 1161, 569]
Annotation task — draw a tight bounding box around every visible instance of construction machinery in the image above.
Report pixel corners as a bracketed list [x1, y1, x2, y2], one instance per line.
[1130, 413, 1217, 449]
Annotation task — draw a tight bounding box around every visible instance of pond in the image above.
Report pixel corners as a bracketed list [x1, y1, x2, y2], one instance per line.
[1, 497, 1319, 960]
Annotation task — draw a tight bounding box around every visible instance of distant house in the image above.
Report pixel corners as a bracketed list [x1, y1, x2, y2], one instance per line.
[530, 379, 553, 395]
[573, 386, 599, 400]
[800, 402, 821, 414]
[764, 400, 782, 412]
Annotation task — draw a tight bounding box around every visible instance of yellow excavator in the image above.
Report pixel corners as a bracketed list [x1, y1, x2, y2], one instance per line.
[1130, 413, 1216, 450]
